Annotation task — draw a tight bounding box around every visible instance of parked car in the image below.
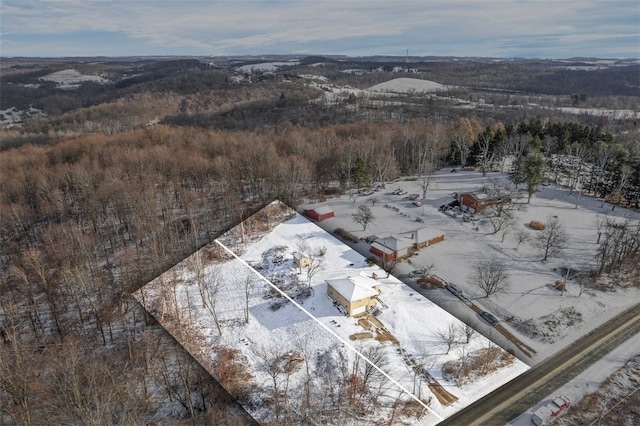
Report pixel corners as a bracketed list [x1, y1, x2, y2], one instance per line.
[445, 283, 463, 297]
[444, 209, 458, 218]
[408, 270, 422, 278]
[412, 201, 423, 207]
[408, 194, 420, 200]
[531, 396, 571, 425]
[480, 311, 499, 326]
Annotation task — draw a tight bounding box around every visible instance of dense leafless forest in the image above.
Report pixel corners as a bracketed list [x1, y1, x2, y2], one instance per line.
[1, 56, 639, 424]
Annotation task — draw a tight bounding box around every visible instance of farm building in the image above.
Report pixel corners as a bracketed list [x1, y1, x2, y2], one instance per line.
[326, 273, 380, 317]
[457, 191, 504, 213]
[303, 206, 335, 221]
[370, 226, 445, 260]
[370, 235, 414, 261]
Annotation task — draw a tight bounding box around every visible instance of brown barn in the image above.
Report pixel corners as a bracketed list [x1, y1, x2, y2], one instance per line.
[303, 206, 335, 222]
[458, 192, 500, 213]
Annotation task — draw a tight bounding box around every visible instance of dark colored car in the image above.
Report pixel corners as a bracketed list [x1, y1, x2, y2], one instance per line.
[480, 311, 499, 326]
[445, 283, 463, 298]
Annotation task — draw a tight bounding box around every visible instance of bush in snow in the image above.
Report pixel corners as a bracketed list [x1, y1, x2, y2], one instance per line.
[529, 220, 545, 230]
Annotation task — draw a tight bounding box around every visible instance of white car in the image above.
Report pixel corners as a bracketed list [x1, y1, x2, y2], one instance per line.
[408, 270, 422, 278]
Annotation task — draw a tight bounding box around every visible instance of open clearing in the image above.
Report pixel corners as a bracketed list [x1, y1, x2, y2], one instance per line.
[301, 168, 640, 366]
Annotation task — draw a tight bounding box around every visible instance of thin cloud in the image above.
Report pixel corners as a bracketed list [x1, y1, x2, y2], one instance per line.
[1, 1, 638, 57]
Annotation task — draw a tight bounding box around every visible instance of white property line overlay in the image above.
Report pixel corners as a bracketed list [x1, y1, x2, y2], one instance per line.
[214, 238, 443, 421]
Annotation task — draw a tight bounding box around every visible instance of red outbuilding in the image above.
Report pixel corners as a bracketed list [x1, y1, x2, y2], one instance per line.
[458, 191, 506, 213]
[303, 206, 335, 222]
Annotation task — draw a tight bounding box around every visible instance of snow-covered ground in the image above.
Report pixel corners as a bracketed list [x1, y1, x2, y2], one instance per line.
[556, 106, 640, 120]
[0, 106, 46, 128]
[368, 78, 448, 94]
[235, 61, 300, 73]
[294, 73, 637, 122]
[298, 73, 330, 82]
[134, 201, 529, 425]
[39, 69, 108, 89]
[301, 169, 640, 366]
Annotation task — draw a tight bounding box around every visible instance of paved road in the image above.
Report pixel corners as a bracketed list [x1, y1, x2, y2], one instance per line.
[401, 277, 535, 365]
[439, 303, 640, 426]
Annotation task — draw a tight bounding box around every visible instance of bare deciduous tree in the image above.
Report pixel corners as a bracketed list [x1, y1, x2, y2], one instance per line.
[533, 216, 568, 262]
[514, 229, 530, 251]
[595, 218, 640, 277]
[458, 318, 476, 343]
[196, 265, 224, 335]
[253, 343, 293, 423]
[296, 239, 310, 274]
[380, 256, 399, 277]
[418, 162, 436, 199]
[242, 273, 254, 324]
[472, 259, 509, 298]
[454, 136, 471, 168]
[435, 323, 461, 354]
[489, 212, 515, 235]
[352, 204, 374, 231]
[306, 253, 325, 287]
[477, 133, 495, 177]
[350, 345, 389, 409]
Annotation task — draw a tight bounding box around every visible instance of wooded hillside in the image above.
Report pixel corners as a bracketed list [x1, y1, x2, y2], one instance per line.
[1, 56, 638, 424]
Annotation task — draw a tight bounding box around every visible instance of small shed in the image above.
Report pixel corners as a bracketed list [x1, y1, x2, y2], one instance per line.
[326, 273, 380, 317]
[370, 235, 414, 261]
[303, 206, 335, 222]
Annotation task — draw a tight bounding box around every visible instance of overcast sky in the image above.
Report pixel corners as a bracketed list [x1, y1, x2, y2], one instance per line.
[1, 1, 638, 58]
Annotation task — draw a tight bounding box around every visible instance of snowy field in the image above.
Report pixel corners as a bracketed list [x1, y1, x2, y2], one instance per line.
[368, 78, 448, 93]
[301, 169, 640, 366]
[39, 69, 108, 89]
[557, 106, 640, 120]
[235, 61, 300, 73]
[0, 106, 46, 128]
[134, 201, 529, 425]
[301, 75, 638, 121]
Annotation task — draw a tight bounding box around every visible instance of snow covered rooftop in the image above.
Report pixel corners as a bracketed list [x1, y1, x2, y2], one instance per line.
[326, 273, 379, 302]
[373, 235, 414, 251]
[310, 205, 334, 215]
[406, 225, 444, 242]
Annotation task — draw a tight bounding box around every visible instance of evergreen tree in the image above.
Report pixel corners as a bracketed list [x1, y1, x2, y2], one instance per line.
[352, 156, 369, 189]
[521, 152, 548, 203]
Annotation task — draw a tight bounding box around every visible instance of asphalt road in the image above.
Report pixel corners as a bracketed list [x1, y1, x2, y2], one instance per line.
[401, 276, 535, 365]
[439, 302, 640, 426]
